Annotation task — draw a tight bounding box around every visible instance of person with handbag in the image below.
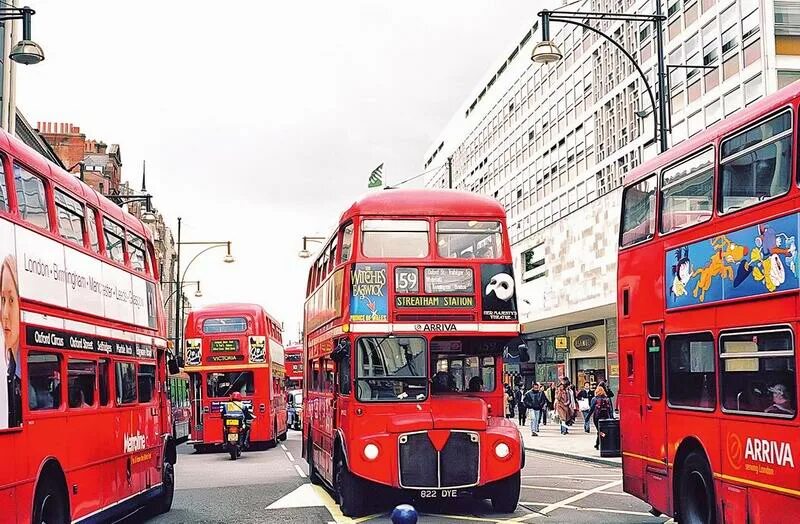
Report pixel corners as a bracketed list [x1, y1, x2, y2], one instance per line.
[555, 383, 573, 435]
[576, 382, 595, 433]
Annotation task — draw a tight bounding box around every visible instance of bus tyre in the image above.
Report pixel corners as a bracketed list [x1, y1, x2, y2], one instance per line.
[278, 428, 288, 442]
[677, 452, 716, 524]
[307, 436, 322, 485]
[335, 454, 367, 517]
[491, 471, 521, 513]
[32, 475, 69, 524]
[230, 448, 238, 460]
[150, 461, 175, 515]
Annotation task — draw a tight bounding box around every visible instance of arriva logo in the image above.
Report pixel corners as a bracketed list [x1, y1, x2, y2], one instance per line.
[123, 432, 147, 453]
[745, 438, 795, 468]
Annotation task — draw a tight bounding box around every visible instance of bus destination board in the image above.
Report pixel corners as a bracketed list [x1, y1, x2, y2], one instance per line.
[424, 267, 474, 294]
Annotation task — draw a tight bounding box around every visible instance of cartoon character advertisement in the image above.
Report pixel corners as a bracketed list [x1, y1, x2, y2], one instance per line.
[248, 336, 266, 364]
[350, 263, 388, 322]
[481, 264, 517, 321]
[666, 214, 799, 308]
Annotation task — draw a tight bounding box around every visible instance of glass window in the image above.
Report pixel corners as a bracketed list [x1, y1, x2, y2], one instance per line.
[68, 359, 96, 408]
[127, 233, 146, 272]
[361, 219, 429, 258]
[706, 99, 722, 125]
[647, 337, 663, 399]
[202, 317, 248, 334]
[356, 337, 427, 401]
[206, 371, 254, 398]
[620, 175, 657, 247]
[0, 158, 7, 212]
[311, 360, 320, 391]
[338, 343, 351, 395]
[721, 329, 795, 417]
[115, 361, 137, 404]
[661, 149, 714, 234]
[434, 355, 496, 393]
[340, 223, 354, 262]
[778, 70, 800, 89]
[436, 220, 503, 259]
[28, 352, 61, 411]
[138, 364, 156, 403]
[103, 218, 125, 263]
[667, 333, 716, 409]
[742, 10, 759, 40]
[720, 111, 792, 213]
[85, 206, 100, 252]
[14, 164, 49, 230]
[55, 189, 84, 246]
[99, 358, 110, 406]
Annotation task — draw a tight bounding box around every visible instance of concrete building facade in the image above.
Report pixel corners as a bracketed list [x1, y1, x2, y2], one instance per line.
[426, 0, 800, 392]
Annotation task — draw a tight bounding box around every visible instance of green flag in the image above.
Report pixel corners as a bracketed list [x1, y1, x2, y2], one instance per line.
[368, 163, 383, 188]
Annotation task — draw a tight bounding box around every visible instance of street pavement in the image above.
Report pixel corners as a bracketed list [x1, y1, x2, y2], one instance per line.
[137, 430, 670, 524]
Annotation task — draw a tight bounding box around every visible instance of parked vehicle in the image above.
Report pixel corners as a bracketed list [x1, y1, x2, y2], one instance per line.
[287, 389, 303, 430]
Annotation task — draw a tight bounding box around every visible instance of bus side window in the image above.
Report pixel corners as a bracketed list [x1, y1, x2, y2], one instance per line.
[646, 337, 663, 399]
[626, 353, 634, 380]
[619, 174, 656, 247]
[68, 359, 97, 408]
[99, 358, 110, 406]
[138, 364, 156, 403]
[337, 341, 351, 395]
[14, 164, 50, 231]
[86, 206, 100, 252]
[340, 223, 354, 262]
[28, 352, 62, 410]
[666, 333, 716, 410]
[115, 361, 137, 404]
[311, 359, 321, 391]
[323, 358, 334, 393]
[0, 155, 7, 212]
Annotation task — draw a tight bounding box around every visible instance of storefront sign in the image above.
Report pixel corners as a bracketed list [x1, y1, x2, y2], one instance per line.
[211, 340, 239, 352]
[573, 334, 597, 351]
[424, 267, 474, 294]
[554, 336, 569, 350]
[395, 295, 475, 308]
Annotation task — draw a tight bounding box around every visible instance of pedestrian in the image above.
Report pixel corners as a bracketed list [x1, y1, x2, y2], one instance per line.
[588, 385, 614, 449]
[543, 382, 555, 425]
[515, 385, 526, 425]
[505, 385, 514, 418]
[576, 382, 595, 433]
[567, 381, 579, 426]
[523, 382, 548, 436]
[555, 383, 573, 435]
[598, 380, 615, 411]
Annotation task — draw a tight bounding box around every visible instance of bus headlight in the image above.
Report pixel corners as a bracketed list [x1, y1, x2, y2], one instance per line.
[494, 442, 511, 459]
[363, 443, 380, 461]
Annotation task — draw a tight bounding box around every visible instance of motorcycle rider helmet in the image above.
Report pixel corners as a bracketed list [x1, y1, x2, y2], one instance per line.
[231, 392, 243, 401]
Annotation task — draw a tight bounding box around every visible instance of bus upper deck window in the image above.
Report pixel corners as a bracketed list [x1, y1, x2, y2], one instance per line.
[55, 189, 85, 247]
[720, 110, 792, 213]
[103, 218, 126, 264]
[660, 149, 714, 234]
[340, 223, 354, 262]
[361, 219, 429, 258]
[436, 220, 502, 259]
[86, 206, 100, 252]
[127, 233, 147, 272]
[0, 157, 7, 212]
[620, 174, 657, 247]
[202, 317, 248, 334]
[14, 164, 50, 231]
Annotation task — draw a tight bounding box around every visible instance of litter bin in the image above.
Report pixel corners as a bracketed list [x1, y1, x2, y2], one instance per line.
[598, 418, 620, 457]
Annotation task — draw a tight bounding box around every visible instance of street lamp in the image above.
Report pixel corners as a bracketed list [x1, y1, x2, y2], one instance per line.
[6, 6, 44, 65]
[298, 236, 325, 258]
[162, 280, 202, 306]
[532, 8, 669, 153]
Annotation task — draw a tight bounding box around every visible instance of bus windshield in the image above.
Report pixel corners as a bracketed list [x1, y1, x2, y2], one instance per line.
[430, 338, 501, 393]
[356, 337, 427, 401]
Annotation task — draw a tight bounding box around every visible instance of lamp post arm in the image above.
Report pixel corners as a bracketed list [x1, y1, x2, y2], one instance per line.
[547, 14, 659, 149]
[181, 244, 225, 283]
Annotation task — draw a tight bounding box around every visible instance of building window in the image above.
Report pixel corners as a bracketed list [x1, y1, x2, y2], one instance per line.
[521, 241, 546, 282]
[660, 148, 714, 234]
[778, 70, 800, 89]
[706, 99, 722, 124]
[666, 332, 716, 410]
[720, 328, 795, 417]
[743, 39, 761, 68]
[14, 164, 49, 230]
[744, 74, 763, 104]
[720, 110, 792, 213]
[55, 189, 84, 246]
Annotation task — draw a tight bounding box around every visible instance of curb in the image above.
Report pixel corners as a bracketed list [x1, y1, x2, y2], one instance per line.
[523, 445, 622, 467]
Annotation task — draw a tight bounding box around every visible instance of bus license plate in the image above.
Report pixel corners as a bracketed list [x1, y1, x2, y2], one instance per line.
[227, 434, 239, 442]
[419, 489, 459, 498]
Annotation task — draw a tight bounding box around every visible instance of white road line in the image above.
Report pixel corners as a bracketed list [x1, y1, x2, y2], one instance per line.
[512, 479, 623, 521]
[522, 485, 582, 493]
[281, 444, 288, 451]
[286, 451, 296, 462]
[294, 464, 307, 478]
[520, 502, 660, 517]
[522, 474, 620, 479]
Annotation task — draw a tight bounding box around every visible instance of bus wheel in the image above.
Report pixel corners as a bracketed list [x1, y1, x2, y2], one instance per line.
[150, 460, 175, 515]
[677, 452, 716, 524]
[269, 420, 279, 448]
[335, 454, 367, 517]
[490, 471, 521, 513]
[306, 436, 322, 485]
[32, 476, 69, 524]
[278, 429, 288, 442]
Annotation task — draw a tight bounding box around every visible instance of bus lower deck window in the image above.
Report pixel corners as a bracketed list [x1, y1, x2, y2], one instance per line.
[68, 359, 97, 408]
[28, 352, 62, 410]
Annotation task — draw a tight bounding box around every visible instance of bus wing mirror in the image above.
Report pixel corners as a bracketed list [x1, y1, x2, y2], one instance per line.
[167, 355, 180, 375]
[331, 339, 350, 362]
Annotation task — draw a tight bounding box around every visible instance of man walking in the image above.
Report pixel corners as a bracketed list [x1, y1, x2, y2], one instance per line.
[515, 384, 526, 426]
[523, 383, 548, 436]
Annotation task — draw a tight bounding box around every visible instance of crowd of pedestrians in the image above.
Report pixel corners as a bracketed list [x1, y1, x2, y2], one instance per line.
[505, 377, 616, 447]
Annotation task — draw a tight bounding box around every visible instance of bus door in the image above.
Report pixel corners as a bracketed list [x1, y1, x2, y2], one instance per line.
[642, 324, 669, 512]
[190, 372, 204, 441]
[333, 338, 352, 460]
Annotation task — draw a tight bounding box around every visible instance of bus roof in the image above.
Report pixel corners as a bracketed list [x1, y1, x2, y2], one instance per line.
[623, 80, 800, 187]
[189, 303, 281, 325]
[340, 188, 505, 223]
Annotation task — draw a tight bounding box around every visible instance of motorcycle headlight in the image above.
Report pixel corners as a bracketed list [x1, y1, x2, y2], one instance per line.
[363, 443, 379, 461]
[494, 442, 511, 459]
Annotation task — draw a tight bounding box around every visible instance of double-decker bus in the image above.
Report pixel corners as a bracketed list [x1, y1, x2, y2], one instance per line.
[184, 303, 288, 451]
[303, 188, 523, 517]
[285, 342, 303, 390]
[618, 82, 800, 523]
[0, 130, 177, 522]
[167, 370, 190, 444]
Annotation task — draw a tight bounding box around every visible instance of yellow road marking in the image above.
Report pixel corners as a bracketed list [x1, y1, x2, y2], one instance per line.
[311, 485, 383, 524]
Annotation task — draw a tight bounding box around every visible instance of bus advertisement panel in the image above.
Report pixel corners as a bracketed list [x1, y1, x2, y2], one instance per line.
[0, 130, 176, 523]
[303, 189, 523, 517]
[617, 83, 800, 522]
[184, 303, 287, 450]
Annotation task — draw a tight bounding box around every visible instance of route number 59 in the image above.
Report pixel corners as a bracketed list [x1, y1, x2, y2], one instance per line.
[395, 268, 419, 293]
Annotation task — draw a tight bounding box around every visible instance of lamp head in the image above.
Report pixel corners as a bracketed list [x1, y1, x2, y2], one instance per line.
[223, 254, 235, 263]
[194, 288, 203, 298]
[10, 39, 44, 65]
[531, 40, 563, 64]
[298, 249, 311, 259]
[141, 211, 156, 224]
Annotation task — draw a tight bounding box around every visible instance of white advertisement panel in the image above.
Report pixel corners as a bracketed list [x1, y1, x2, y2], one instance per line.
[16, 226, 68, 309]
[63, 247, 104, 315]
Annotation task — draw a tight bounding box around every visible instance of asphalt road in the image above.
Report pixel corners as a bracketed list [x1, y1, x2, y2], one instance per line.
[138, 430, 670, 524]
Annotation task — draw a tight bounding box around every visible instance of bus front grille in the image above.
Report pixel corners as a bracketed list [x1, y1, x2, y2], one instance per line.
[398, 431, 479, 489]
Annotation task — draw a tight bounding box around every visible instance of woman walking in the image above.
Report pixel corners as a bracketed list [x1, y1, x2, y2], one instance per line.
[588, 385, 614, 449]
[555, 383, 572, 434]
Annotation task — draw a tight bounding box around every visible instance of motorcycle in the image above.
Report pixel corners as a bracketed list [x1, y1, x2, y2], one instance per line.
[222, 411, 249, 460]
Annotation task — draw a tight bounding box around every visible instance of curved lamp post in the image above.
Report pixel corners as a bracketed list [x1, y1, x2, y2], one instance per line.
[298, 236, 325, 259]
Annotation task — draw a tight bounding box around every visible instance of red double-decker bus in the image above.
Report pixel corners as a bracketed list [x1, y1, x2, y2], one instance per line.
[0, 130, 177, 522]
[184, 303, 288, 450]
[285, 342, 303, 390]
[618, 82, 800, 523]
[303, 188, 523, 517]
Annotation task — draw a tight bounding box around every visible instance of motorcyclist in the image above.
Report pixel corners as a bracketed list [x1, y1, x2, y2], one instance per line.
[223, 391, 255, 448]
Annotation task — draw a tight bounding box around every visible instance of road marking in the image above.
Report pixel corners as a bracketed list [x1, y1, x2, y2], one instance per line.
[281, 444, 288, 451]
[522, 474, 620, 479]
[294, 464, 307, 478]
[522, 485, 582, 493]
[520, 502, 661, 517]
[510, 479, 623, 521]
[266, 483, 324, 509]
[286, 451, 296, 462]
[421, 514, 506, 523]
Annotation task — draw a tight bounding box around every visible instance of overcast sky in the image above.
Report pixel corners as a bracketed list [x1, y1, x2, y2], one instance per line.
[17, 0, 540, 340]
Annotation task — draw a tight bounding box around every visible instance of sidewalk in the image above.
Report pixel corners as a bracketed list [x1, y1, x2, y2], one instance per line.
[514, 413, 622, 467]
